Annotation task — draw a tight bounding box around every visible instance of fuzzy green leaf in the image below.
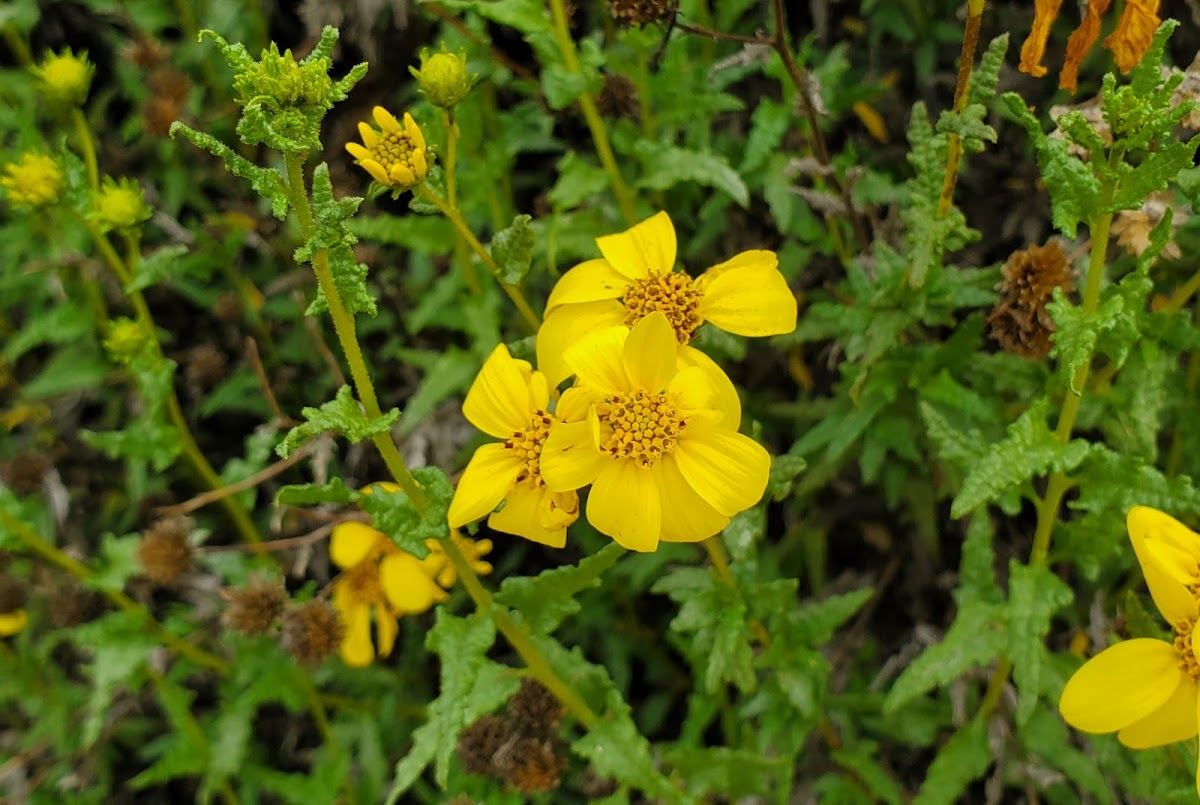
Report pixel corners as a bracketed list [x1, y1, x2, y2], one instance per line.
[662, 746, 782, 799]
[170, 123, 290, 219]
[276, 385, 400, 458]
[911, 720, 991, 805]
[653, 567, 756, 694]
[275, 477, 358, 506]
[1110, 138, 1200, 211]
[490, 214, 535, 285]
[298, 163, 376, 317]
[356, 469, 456, 559]
[1006, 561, 1073, 725]
[634, 142, 750, 207]
[496, 542, 625, 635]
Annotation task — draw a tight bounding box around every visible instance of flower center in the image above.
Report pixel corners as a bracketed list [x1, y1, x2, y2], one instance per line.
[1174, 618, 1200, 680]
[595, 390, 683, 467]
[504, 410, 555, 486]
[342, 558, 386, 605]
[622, 271, 703, 344]
[374, 130, 418, 169]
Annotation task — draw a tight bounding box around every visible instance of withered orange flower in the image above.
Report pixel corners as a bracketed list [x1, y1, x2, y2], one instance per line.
[1104, 0, 1161, 73]
[1019, 0, 1064, 78]
[1060, 0, 1111, 91]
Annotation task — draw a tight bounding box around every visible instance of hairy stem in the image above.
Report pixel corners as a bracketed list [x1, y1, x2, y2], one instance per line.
[938, 0, 985, 216]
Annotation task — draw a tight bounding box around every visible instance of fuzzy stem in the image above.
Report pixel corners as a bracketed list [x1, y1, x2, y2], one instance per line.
[937, 0, 985, 216]
[72, 108, 100, 191]
[442, 109, 480, 294]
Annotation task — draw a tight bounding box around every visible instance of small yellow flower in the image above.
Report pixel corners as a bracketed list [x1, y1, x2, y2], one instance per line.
[35, 49, 93, 107]
[448, 345, 584, 548]
[1059, 507, 1200, 799]
[91, 177, 151, 232]
[410, 46, 474, 109]
[345, 107, 429, 190]
[0, 609, 28, 637]
[1, 153, 65, 210]
[539, 312, 770, 552]
[536, 211, 797, 394]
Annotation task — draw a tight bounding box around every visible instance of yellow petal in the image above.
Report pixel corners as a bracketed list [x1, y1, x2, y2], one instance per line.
[666, 365, 716, 416]
[1128, 506, 1200, 623]
[655, 455, 729, 542]
[536, 301, 626, 389]
[463, 344, 537, 439]
[361, 159, 390, 185]
[487, 481, 572, 548]
[374, 603, 399, 658]
[404, 112, 426, 152]
[390, 163, 416, 187]
[411, 148, 428, 180]
[1102, 0, 1162, 73]
[674, 429, 770, 516]
[447, 443, 525, 527]
[330, 521, 383, 569]
[380, 552, 448, 614]
[679, 345, 741, 428]
[373, 106, 401, 132]
[595, 211, 676, 280]
[546, 259, 630, 314]
[339, 600, 374, 667]
[1059, 638, 1186, 733]
[345, 142, 371, 161]
[697, 251, 797, 336]
[540, 420, 607, 491]
[555, 386, 599, 423]
[1118, 677, 1200, 749]
[622, 311, 677, 393]
[1018, 0, 1064, 78]
[563, 325, 632, 396]
[0, 609, 27, 636]
[587, 459, 661, 551]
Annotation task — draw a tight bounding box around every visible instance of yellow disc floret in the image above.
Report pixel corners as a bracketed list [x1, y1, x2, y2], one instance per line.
[595, 390, 684, 466]
[36, 49, 94, 107]
[345, 107, 429, 190]
[504, 410, 556, 486]
[622, 271, 704, 344]
[1, 153, 65, 210]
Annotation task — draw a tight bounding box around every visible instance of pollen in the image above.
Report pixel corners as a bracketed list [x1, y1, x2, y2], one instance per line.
[595, 390, 683, 466]
[622, 271, 703, 344]
[504, 410, 555, 485]
[1173, 618, 1200, 680]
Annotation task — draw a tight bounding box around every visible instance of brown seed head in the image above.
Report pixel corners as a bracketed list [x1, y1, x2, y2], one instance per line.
[457, 713, 509, 776]
[508, 678, 565, 739]
[221, 577, 288, 636]
[609, 0, 678, 26]
[137, 516, 194, 585]
[1, 452, 51, 495]
[279, 600, 344, 664]
[596, 73, 640, 120]
[502, 737, 566, 794]
[987, 242, 1074, 359]
[0, 575, 27, 614]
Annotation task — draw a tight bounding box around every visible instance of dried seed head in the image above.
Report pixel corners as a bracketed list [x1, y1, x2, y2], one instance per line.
[0, 575, 27, 614]
[1, 452, 51, 495]
[596, 73, 640, 120]
[508, 678, 565, 739]
[457, 713, 509, 776]
[221, 577, 288, 636]
[49, 585, 105, 628]
[987, 242, 1075, 359]
[137, 516, 194, 585]
[279, 600, 344, 664]
[183, 344, 228, 388]
[608, 0, 678, 26]
[502, 737, 566, 794]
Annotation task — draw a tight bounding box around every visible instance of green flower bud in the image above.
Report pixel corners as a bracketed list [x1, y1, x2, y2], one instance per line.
[104, 318, 153, 365]
[409, 46, 474, 109]
[35, 49, 94, 107]
[91, 178, 151, 232]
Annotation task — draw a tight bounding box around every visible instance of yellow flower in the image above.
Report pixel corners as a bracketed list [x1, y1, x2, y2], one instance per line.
[345, 107, 429, 190]
[36, 49, 93, 107]
[448, 345, 583, 548]
[0, 609, 27, 637]
[539, 311, 770, 552]
[91, 177, 151, 232]
[330, 497, 493, 667]
[535, 211, 796, 392]
[1, 153, 65, 210]
[1059, 506, 1200, 798]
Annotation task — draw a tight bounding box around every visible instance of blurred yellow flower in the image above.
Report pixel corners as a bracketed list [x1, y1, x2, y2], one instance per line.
[36, 49, 93, 107]
[1, 153, 65, 210]
[91, 177, 151, 232]
[1059, 507, 1200, 798]
[539, 312, 770, 552]
[0, 609, 27, 637]
[345, 106, 428, 190]
[448, 344, 582, 547]
[536, 211, 796, 392]
[330, 508, 492, 667]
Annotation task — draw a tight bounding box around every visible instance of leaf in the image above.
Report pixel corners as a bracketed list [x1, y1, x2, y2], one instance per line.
[348, 214, 453, 251]
[490, 214, 535, 285]
[275, 477, 358, 506]
[634, 142, 750, 207]
[361, 466, 454, 557]
[1050, 269, 1152, 389]
[72, 611, 157, 746]
[170, 123, 290, 219]
[766, 453, 806, 502]
[950, 398, 1092, 518]
[661, 746, 782, 799]
[495, 542, 625, 634]
[299, 163, 377, 317]
[1109, 137, 1200, 211]
[548, 151, 609, 209]
[3, 301, 93, 362]
[276, 385, 401, 458]
[1021, 708, 1113, 803]
[126, 245, 191, 293]
[784, 587, 873, 646]
[1006, 561, 1073, 725]
[653, 568, 755, 694]
[831, 743, 905, 805]
[911, 720, 991, 805]
[395, 347, 479, 437]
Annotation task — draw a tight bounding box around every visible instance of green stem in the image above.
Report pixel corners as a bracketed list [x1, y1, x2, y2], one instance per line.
[415, 185, 541, 331]
[1, 25, 33, 66]
[547, 0, 637, 225]
[72, 108, 100, 191]
[442, 109, 480, 295]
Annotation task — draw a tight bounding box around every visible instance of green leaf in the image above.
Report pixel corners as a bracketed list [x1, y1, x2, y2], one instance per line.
[495, 542, 625, 634]
[276, 385, 401, 458]
[1006, 561, 1073, 725]
[548, 151, 609, 209]
[1050, 268, 1152, 389]
[126, 245, 191, 293]
[170, 123, 290, 219]
[358, 472, 454, 559]
[71, 611, 157, 746]
[22, 345, 110, 398]
[348, 214, 453, 251]
[951, 398, 1092, 518]
[1109, 137, 1200, 211]
[783, 587, 873, 646]
[3, 301, 93, 362]
[911, 720, 991, 805]
[275, 477, 359, 506]
[661, 746, 782, 799]
[653, 568, 755, 694]
[831, 743, 905, 805]
[490, 214, 535, 285]
[634, 142, 750, 207]
[1021, 707, 1113, 803]
[298, 163, 377, 317]
[766, 453, 806, 502]
[395, 347, 479, 437]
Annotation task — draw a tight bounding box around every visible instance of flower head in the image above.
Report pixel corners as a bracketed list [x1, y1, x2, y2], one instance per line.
[539, 312, 770, 552]
[91, 177, 152, 233]
[1059, 507, 1200, 797]
[345, 107, 429, 191]
[536, 211, 796, 390]
[35, 49, 93, 107]
[279, 600, 344, 664]
[1, 153, 65, 210]
[410, 46, 474, 109]
[448, 345, 582, 547]
[986, 241, 1075, 359]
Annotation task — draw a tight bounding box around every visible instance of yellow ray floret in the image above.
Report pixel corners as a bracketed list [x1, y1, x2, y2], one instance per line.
[345, 106, 429, 190]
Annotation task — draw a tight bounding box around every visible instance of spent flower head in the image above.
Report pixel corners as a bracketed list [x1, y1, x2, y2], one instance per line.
[410, 45, 474, 109]
[35, 49, 93, 107]
[1, 153, 65, 210]
[346, 107, 429, 193]
[90, 177, 152, 233]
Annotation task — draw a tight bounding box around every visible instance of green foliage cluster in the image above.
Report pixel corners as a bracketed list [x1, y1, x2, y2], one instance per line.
[5, 0, 1200, 803]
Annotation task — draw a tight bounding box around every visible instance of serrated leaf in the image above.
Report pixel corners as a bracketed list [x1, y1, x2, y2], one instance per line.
[653, 568, 755, 694]
[359, 466, 453, 557]
[3, 301, 93, 363]
[275, 477, 358, 506]
[661, 746, 782, 799]
[1109, 138, 1200, 211]
[300, 163, 377, 317]
[1021, 708, 1113, 803]
[951, 398, 1092, 518]
[490, 214, 535, 285]
[911, 720, 991, 805]
[495, 542, 625, 634]
[126, 245, 191, 293]
[831, 743, 905, 805]
[785, 587, 873, 646]
[634, 142, 749, 207]
[170, 123, 290, 219]
[1006, 561, 1073, 725]
[276, 385, 400, 458]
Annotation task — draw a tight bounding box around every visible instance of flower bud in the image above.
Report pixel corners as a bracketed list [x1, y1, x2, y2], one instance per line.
[103, 317, 154, 365]
[36, 49, 94, 107]
[91, 178, 151, 232]
[409, 47, 474, 109]
[1, 153, 65, 210]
